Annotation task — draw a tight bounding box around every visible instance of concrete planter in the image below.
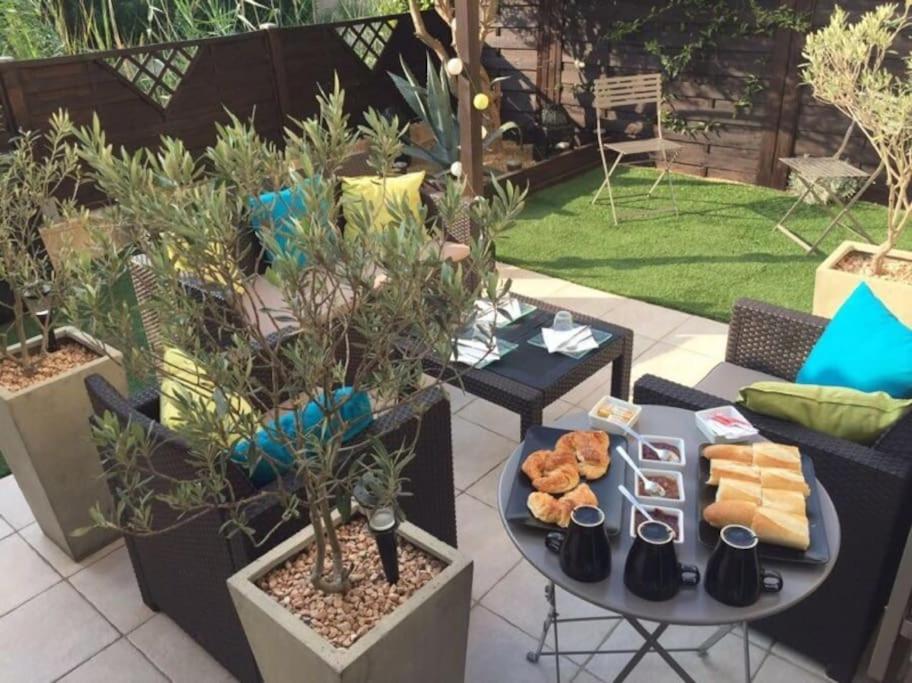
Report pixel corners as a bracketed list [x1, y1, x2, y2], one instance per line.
[227, 517, 473, 683]
[814, 241, 912, 326]
[0, 327, 125, 559]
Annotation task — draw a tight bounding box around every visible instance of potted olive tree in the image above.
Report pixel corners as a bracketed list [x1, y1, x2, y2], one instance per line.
[0, 113, 125, 560]
[804, 1, 912, 324]
[69, 81, 524, 683]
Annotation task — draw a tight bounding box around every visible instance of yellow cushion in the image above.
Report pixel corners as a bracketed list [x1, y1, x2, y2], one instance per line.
[159, 347, 255, 447]
[164, 238, 245, 294]
[341, 171, 425, 234]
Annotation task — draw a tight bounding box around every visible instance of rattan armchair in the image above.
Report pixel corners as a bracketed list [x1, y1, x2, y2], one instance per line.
[633, 298, 912, 683]
[85, 374, 457, 683]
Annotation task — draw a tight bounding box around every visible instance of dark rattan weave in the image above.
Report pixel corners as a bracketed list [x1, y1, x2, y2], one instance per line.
[420, 295, 634, 438]
[633, 298, 912, 683]
[85, 374, 457, 683]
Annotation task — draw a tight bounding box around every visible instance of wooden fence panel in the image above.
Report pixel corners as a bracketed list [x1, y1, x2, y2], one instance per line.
[0, 11, 450, 157]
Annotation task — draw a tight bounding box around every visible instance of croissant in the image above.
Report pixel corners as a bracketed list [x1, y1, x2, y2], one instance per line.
[528, 484, 600, 528]
[528, 492, 571, 527]
[557, 430, 611, 480]
[522, 449, 580, 493]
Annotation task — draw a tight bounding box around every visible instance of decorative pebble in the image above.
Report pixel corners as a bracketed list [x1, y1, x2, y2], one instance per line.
[257, 518, 445, 649]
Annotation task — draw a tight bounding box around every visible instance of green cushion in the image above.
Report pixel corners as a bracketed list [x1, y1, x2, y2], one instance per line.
[737, 381, 912, 445]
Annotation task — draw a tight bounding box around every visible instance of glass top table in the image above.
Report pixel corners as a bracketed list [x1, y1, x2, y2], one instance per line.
[497, 405, 841, 682]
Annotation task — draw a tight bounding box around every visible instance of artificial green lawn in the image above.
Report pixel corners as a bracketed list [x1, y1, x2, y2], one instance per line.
[498, 166, 906, 322]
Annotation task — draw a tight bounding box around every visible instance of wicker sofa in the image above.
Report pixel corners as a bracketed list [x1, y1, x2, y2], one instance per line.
[633, 298, 912, 683]
[84, 374, 457, 683]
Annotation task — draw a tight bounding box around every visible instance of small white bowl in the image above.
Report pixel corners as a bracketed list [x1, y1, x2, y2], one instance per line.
[636, 435, 686, 470]
[695, 406, 758, 444]
[634, 468, 685, 508]
[588, 395, 642, 435]
[628, 504, 684, 545]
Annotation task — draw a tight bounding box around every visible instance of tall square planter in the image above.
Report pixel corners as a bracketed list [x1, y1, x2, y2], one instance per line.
[0, 327, 125, 559]
[814, 241, 912, 326]
[228, 517, 473, 683]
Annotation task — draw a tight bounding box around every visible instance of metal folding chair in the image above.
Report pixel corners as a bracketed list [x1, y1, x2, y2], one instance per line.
[775, 123, 883, 253]
[591, 73, 681, 226]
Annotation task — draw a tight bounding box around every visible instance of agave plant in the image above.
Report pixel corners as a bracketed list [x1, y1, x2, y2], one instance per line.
[390, 55, 517, 173]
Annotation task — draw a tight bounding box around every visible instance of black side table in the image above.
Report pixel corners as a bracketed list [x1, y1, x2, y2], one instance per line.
[421, 295, 634, 439]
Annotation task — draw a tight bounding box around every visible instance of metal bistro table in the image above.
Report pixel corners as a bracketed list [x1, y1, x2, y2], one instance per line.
[497, 406, 841, 682]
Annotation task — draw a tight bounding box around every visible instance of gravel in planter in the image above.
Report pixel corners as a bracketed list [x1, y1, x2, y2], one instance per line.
[257, 517, 445, 649]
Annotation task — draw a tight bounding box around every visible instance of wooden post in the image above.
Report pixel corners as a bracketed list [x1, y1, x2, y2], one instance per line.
[456, 0, 483, 197]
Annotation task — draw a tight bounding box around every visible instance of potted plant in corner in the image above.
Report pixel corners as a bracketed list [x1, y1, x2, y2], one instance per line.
[803, 1, 912, 325]
[69, 81, 524, 683]
[0, 112, 125, 560]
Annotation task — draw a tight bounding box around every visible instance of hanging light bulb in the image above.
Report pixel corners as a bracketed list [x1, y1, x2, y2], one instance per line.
[446, 57, 464, 76]
[481, 126, 488, 139]
[473, 93, 490, 111]
[450, 161, 463, 177]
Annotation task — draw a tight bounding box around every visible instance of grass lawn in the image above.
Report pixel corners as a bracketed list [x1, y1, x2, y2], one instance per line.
[498, 166, 906, 322]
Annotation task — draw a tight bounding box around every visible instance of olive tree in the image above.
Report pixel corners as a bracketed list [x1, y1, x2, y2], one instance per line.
[66, 80, 524, 594]
[803, 1, 912, 273]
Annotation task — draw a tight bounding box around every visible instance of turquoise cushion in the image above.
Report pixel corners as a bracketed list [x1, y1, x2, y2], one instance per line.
[249, 186, 311, 267]
[232, 387, 373, 486]
[796, 283, 912, 398]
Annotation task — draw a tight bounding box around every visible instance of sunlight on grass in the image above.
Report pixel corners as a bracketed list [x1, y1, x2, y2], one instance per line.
[498, 166, 902, 321]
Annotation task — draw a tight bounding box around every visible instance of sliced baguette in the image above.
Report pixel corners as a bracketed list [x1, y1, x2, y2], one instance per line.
[703, 500, 758, 529]
[762, 488, 806, 515]
[702, 444, 753, 464]
[752, 507, 810, 550]
[707, 460, 761, 486]
[716, 478, 762, 505]
[760, 467, 811, 497]
[753, 442, 802, 472]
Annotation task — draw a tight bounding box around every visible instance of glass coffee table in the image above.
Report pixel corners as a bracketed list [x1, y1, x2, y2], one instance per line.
[497, 405, 840, 682]
[420, 295, 634, 439]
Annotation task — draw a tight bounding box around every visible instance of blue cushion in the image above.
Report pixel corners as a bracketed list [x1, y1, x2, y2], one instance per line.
[232, 387, 373, 486]
[797, 283, 912, 398]
[249, 186, 312, 267]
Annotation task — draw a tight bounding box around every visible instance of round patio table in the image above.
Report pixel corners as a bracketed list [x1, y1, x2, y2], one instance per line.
[496, 405, 841, 683]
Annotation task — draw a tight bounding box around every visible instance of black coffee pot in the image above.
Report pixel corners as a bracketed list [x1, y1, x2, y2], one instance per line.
[545, 505, 611, 582]
[705, 525, 783, 607]
[624, 520, 700, 601]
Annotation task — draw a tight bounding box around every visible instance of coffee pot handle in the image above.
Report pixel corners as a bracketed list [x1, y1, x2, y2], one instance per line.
[760, 568, 783, 593]
[678, 563, 701, 587]
[545, 531, 565, 554]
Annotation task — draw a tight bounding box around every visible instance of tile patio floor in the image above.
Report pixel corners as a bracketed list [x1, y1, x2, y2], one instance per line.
[0, 264, 838, 682]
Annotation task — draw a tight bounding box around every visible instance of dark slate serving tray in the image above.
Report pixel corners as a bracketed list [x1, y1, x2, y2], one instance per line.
[697, 444, 830, 564]
[505, 426, 626, 534]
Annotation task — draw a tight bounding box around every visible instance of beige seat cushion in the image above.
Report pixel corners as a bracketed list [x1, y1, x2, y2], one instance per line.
[604, 137, 681, 155]
[695, 362, 781, 402]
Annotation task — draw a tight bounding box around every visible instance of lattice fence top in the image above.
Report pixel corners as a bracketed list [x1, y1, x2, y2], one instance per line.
[335, 19, 397, 70]
[103, 45, 199, 109]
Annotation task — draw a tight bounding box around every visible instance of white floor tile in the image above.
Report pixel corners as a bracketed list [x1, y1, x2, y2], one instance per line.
[451, 416, 517, 491]
[0, 476, 36, 530]
[481, 560, 622, 664]
[543, 282, 626, 320]
[70, 546, 155, 633]
[603, 299, 692, 341]
[631, 340, 721, 389]
[58, 638, 167, 682]
[0, 582, 118, 682]
[770, 641, 829, 678]
[0, 515, 12, 540]
[129, 614, 236, 683]
[0, 534, 60, 616]
[661, 315, 729, 362]
[20, 522, 122, 578]
[458, 398, 521, 440]
[466, 605, 580, 683]
[754, 652, 834, 682]
[456, 494, 521, 600]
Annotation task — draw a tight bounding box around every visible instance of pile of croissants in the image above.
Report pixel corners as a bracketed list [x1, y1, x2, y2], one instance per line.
[702, 442, 811, 550]
[523, 430, 611, 527]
